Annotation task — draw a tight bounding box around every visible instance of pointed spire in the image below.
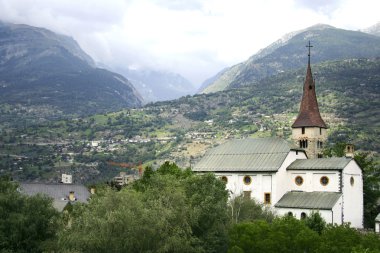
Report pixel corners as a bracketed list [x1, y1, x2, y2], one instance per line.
[292, 41, 327, 128]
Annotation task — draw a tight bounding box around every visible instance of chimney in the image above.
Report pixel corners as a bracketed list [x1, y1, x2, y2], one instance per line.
[69, 191, 76, 201]
[345, 144, 354, 158]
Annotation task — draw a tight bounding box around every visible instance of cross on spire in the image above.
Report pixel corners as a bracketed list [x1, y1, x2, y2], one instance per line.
[306, 41, 313, 64]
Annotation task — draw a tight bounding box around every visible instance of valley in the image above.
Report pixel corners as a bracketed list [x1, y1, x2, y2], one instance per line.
[1, 58, 379, 183]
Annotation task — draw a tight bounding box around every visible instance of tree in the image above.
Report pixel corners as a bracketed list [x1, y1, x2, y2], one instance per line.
[354, 152, 380, 228]
[304, 211, 326, 235]
[323, 142, 347, 158]
[0, 176, 59, 253]
[57, 162, 229, 253]
[228, 216, 320, 253]
[317, 223, 362, 253]
[228, 194, 275, 224]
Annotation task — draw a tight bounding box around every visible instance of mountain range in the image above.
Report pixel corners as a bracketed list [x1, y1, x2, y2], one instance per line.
[200, 24, 380, 93]
[115, 67, 195, 103]
[0, 21, 142, 117]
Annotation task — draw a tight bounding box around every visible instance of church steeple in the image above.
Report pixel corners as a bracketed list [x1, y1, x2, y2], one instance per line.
[292, 41, 327, 159]
[292, 41, 326, 129]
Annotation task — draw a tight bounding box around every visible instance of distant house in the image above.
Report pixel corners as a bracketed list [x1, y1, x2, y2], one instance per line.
[113, 172, 137, 186]
[19, 183, 90, 211]
[61, 174, 73, 184]
[376, 213, 380, 233]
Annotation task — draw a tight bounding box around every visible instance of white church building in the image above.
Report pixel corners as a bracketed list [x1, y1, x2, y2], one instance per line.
[193, 44, 363, 228]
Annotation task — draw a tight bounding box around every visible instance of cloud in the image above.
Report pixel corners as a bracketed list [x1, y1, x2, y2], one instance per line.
[293, 0, 343, 14]
[0, 0, 379, 86]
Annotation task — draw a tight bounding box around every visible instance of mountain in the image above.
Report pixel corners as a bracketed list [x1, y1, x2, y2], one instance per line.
[116, 67, 195, 103]
[197, 67, 229, 93]
[200, 24, 380, 93]
[361, 22, 380, 37]
[0, 21, 142, 118]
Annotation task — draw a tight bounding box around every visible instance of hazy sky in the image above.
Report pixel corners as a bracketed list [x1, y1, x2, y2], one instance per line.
[0, 0, 379, 86]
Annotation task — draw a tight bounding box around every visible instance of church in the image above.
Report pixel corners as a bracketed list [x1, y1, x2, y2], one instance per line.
[193, 43, 363, 228]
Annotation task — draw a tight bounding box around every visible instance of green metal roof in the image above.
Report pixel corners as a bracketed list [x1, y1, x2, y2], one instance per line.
[193, 137, 295, 172]
[287, 157, 352, 171]
[275, 191, 342, 210]
[376, 213, 380, 222]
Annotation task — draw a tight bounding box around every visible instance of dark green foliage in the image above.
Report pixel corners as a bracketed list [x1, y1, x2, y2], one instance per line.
[355, 153, 380, 228]
[228, 216, 380, 253]
[0, 176, 59, 253]
[304, 211, 326, 235]
[228, 216, 320, 253]
[184, 110, 209, 121]
[57, 163, 229, 253]
[317, 224, 363, 253]
[323, 142, 347, 158]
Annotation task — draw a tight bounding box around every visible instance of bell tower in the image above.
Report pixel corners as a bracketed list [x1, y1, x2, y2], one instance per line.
[292, 41, 327, 158]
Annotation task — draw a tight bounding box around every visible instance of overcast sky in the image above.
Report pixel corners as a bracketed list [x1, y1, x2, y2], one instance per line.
[0, 0, 379, 86]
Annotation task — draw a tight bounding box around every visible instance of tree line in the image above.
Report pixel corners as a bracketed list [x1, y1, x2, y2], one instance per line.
[1, 160, 379, 253]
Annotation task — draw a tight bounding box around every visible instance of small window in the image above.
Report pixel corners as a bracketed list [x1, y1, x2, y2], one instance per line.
[295, 176, 304, 186]
[264, 193, 271, 204]
[220, 176, 228, 183]
[299, 140, 308, 149]
[320, 127, 322, 135]
[317, 154, 323, 158]
[301, 212, 307, 219]
[350, 176, 354, 186]
[302, 127, 305, 134]
[287, 212, 293, 217]
[243, 176, 252, 185]
[320, 176, 329, 186]
[243, 191, 251, 199]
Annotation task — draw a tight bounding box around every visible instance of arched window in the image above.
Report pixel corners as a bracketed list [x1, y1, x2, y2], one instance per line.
[350, 176, 354, 186]
[287, 212, 293, 217]
[301, 212, 307, 219]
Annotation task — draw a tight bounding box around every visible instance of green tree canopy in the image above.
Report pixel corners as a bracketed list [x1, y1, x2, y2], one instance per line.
[57, 162, 229, 253]
[0, 176, 59, 253]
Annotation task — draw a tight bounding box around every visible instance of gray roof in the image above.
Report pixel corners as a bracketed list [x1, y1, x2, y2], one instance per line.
[19, 183, 90, 211]
[376, 213, 380, 222]
[275, 191, 342, 210]
[193, 137, 296, 172]
[287, 157, 352, 171]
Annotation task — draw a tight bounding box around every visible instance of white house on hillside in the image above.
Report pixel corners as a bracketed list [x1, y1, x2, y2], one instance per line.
[193, 44, 363, 228]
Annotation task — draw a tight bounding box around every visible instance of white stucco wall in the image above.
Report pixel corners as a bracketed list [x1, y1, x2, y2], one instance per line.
[275, 195, 342, 225]
[288, 171, 340, 192]
[274, 150, 307, 204]
[342, 160, 363, 228]
[217, 173, 274, 203]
